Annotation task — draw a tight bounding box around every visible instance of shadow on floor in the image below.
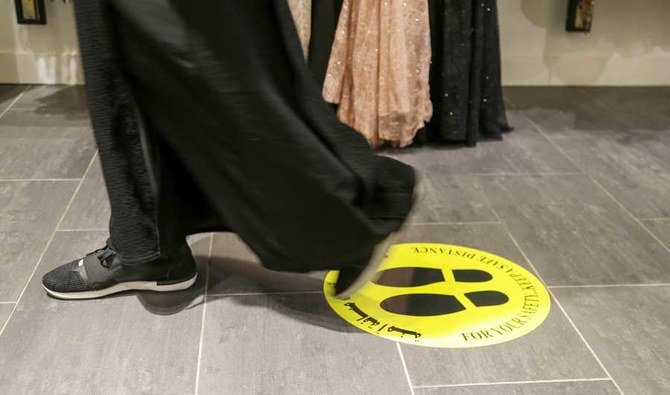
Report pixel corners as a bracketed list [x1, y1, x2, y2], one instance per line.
[505, 87, 670, 135]
[207, 256, 355, 333]
[129, 254, 355, 333]
[31, 86, 89, 121]
[227, 287, 357, 333]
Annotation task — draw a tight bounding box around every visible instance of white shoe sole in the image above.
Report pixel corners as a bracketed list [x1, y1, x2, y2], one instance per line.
[43, 274, 198, 300]
[335, 174, 425, 299]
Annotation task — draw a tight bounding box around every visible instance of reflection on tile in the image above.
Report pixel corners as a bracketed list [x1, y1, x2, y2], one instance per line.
[552, 134, 670, 219]
[504, 87, 629, 139]
[399, 293, 602, 385]
[199, 294, 410, 394]
[394, 224, 603, 386]
[507, 87, 670, 159]
[0, 231, 206, 394]
[13, 85, 88, 114]
[478, 175, 670, 285]
[403, 303, 605, 385]
[60, 156, 110, 230]
[505, 87, 597, 111]
[585, 87, 670, 121]
[641, 219, 670, 249]
[412, 175, 497, 224]
[0, 304, 14, 330]
[209, 233, 325, 294]
[0, 85, 25, 114]
[415, 380, 619, 395]
[505, 87, 670, 218]
[0, 181, 78, 301]
[389, 118, 577, 175]
[503, 87, 613, 141]
[0, 110, 96, 179]
[554, 286, 670, 394]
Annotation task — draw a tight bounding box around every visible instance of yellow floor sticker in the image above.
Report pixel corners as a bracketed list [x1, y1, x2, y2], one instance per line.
[324, 243, 550, 348]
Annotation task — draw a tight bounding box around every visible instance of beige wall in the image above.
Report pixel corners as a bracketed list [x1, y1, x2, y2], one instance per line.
[1, 0, 669, 86]
[0, 0, 81, 85]
[499, 0, 670, 86]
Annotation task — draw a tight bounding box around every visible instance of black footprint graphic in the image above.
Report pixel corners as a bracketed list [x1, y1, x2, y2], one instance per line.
[374, 268, 509, 316]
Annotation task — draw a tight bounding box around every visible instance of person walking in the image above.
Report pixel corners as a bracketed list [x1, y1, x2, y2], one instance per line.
[41, 0, 417, 300]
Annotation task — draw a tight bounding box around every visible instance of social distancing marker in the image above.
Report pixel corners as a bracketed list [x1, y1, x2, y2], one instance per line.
[324, 243, 550, 348]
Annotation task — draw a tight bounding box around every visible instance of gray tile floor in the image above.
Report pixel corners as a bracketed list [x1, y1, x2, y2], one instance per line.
[0, 85, 669, 394]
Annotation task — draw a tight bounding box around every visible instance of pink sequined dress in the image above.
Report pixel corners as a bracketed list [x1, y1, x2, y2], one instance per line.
[323, 0, 433, 148]
[287, 0, 312, 58]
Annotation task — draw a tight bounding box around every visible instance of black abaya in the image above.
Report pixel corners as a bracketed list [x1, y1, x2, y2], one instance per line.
[74, 0, 415, 272]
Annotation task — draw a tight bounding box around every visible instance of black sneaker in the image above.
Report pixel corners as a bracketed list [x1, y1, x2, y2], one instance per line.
[334, 176, 424, 299]
[334, 237, 392, 299]
[42, 241, 197, 300]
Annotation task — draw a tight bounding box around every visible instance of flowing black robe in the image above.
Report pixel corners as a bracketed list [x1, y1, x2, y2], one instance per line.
[73, 0, 415, 272]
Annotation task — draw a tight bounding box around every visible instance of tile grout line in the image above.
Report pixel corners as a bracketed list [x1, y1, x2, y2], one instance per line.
[510, 114, 627, 395]
[0, 302, 16, 305]
[547, 293, 625, 395]
[59, 228, 109, 233]
[193, 233, 213, 395]
[413, 377, 612, 389]
[476, 179, 555, 287]
[0, 179, 83, 182]
[473, 177, 624, 395]
[500, 220, 624, 395]
[0, 150, 98, 338]
[637, 217, 670, 222]
[550, 283, 670, 289]
[396, 343, 415, 395]
[591, 177, 670, 254]
[56, 151, 99, 231]
[412, 221, 502, 226]
[472, 172, 583, 177]
[0, 86, 27, 120]
[206, 291, 323, 298]
[522, 114, 670, 257]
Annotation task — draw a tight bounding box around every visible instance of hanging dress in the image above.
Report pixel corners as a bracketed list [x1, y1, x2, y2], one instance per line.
[421, 0, 511, 146]
[323, 0, 433, 148]
[287, 0, 312, 58]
